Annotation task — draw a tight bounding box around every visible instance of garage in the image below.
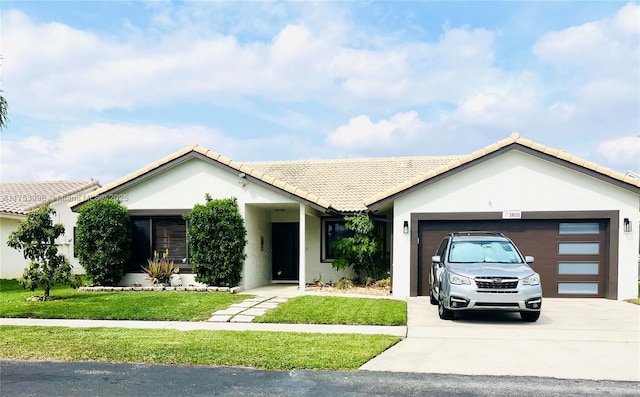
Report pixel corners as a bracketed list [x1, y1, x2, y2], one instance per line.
[416, 215, 613, 298]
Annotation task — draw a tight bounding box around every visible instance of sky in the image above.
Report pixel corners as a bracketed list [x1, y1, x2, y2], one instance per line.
[1, 1, 639, 186]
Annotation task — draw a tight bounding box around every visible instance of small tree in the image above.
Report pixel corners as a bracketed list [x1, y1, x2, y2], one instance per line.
[75, 197, 131, 285]
[6, 204, 73, 300]
[332, 212, 388, 282]
[184, 195, 247, 286]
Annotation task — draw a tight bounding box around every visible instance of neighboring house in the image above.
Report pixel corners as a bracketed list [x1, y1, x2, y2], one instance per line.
[0, 180, 100, 278]
[71, 133, 640, 300]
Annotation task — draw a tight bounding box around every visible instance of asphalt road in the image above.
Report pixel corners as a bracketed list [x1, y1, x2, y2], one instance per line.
[1, 360, 638, 397]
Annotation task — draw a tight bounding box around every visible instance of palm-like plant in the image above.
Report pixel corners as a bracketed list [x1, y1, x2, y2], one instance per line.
[0, 92, 8, 130]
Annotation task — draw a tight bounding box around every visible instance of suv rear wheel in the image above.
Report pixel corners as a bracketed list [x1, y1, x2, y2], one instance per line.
[520, 311, 540, 322]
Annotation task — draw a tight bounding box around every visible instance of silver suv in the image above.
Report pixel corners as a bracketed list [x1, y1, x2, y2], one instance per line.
[430, 231, 542, 322]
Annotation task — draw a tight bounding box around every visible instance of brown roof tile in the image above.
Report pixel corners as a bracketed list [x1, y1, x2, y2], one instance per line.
[364, 132, 640, 206]
[70, 133, 639, 214]
[0, 180, 100, 215]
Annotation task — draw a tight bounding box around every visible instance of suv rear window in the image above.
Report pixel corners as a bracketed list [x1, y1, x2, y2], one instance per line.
[448, 241, 523, 263]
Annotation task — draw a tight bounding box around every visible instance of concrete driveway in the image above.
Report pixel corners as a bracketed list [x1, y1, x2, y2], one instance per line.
[360, 297, 640, 381]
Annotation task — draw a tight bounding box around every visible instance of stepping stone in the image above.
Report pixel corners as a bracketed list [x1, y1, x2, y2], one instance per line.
[243, 296, 273, 303]
[242, 308, 267, 316]
[254, 302, 279, 309]
[230, 302, 256, 309]
[208, 315, 232, 322]
[213, 307, 245, 316]
[270, 298, 289, 303]
[230, 315, 254, 323]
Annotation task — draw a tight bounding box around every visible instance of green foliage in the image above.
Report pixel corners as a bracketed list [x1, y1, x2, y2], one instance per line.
[6, 204, 73, 299]
[141, 249, 179, 285]
[0, 92, 8, 130]
[75, 198, 131, 286]
[0, 279, 248, 321]
[0, 326, 400, 370]
[336, 277, 354, 290]
[184, 195, 247, 286]
[254, 295, 407, 326]
[373, 277, 391, 289]
[331, 212, 389, 281]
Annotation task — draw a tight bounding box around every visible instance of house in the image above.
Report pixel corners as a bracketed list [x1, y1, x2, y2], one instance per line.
[70, 133, 640, 300]
[1, 180, 101, 278]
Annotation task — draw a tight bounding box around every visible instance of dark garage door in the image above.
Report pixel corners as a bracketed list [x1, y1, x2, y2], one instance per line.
[418, 219, 608, 298]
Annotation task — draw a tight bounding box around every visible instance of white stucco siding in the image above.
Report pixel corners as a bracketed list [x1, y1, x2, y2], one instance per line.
[1, 186, 98, 279]
[120, 159, 298, 212]
[392, 150, 640, 299]
[303, 214, 354, 285]
[0, 217, 25, 278]
[243, 205, 272, 290]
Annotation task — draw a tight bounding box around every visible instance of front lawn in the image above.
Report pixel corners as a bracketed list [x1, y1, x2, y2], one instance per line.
[0, 326, 401, 370]
[0, 279, 248, 321]
[254, 295, 407, 325]
[1, 279, 408, 326]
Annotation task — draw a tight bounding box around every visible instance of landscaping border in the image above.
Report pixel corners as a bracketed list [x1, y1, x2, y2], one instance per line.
[78, 286, 243, 293]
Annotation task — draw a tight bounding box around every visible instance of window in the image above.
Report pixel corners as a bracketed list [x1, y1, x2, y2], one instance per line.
[558, 262, 599, 275]
[558, 242, 599, 255]
[129, 216, 188, 271]
[448, 241, 522, 263]
[557, 282, 599, 295]
[321, 219, 351, 261]
[559, 222, 599, 235]
[320, 217, 388, 262]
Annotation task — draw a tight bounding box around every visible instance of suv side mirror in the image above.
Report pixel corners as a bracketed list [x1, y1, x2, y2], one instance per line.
[525, 256, 534, 264]
[432, 255, 441, 263]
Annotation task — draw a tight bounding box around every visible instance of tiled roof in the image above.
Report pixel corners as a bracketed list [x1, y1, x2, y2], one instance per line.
[71, 133, 640, 214]
[364, 132, 640, 206]
[0, 180, 100, 215]
[246, 156, 459, 212]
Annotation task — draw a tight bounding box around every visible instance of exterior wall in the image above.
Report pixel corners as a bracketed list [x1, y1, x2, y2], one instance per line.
[114, 158, 348, 289]
[392, 150, 640, 299]
[121, 158, 298, 212]
[0, 186, 97, 278]
[0, 216, 24, 278]
[244, 205, 272, 290]
[304, 214, 354, 285]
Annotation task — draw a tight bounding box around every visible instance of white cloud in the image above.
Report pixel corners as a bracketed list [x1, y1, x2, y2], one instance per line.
[326, 111, 426, 149]
[0, 122, 319, 184]
[596, 136, 640, 169]
[2, 8, 501, 116]
[533, 3, 639, 77]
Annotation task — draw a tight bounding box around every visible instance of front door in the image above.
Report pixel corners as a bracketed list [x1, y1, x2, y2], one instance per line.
[272, 223, 299, 281]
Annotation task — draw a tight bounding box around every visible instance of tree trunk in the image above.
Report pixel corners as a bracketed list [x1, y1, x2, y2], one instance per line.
[43, 287, 50, 301]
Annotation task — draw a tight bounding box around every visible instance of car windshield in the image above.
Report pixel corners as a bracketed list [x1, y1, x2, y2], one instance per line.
[448, 240, 523, 263]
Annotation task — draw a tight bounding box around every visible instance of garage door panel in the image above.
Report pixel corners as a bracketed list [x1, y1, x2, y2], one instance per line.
[418, 219, 607, 298]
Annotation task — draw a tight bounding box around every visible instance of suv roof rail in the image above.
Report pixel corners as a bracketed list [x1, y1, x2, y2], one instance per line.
[449, 231, 506, 237]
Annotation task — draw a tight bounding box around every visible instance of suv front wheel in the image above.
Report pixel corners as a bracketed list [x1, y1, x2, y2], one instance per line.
[438, 294, 454, 320]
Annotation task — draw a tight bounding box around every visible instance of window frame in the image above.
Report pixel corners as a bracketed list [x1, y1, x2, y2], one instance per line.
[129, 215, 190, 272]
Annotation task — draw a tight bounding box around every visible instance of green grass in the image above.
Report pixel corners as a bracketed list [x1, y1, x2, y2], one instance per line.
[0, 279, 249, 321]
[254, 295, 407, 325]
[0, 326, 400, 370]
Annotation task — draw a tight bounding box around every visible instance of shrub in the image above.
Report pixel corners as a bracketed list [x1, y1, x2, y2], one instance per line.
[141, 250, 179, 285]
[6, 204, 74, 299]
[184, 195, 247, 287]
[75, 197, 131, 285]
[336, 277, 354, 290]
[331, 212, 389, 282]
